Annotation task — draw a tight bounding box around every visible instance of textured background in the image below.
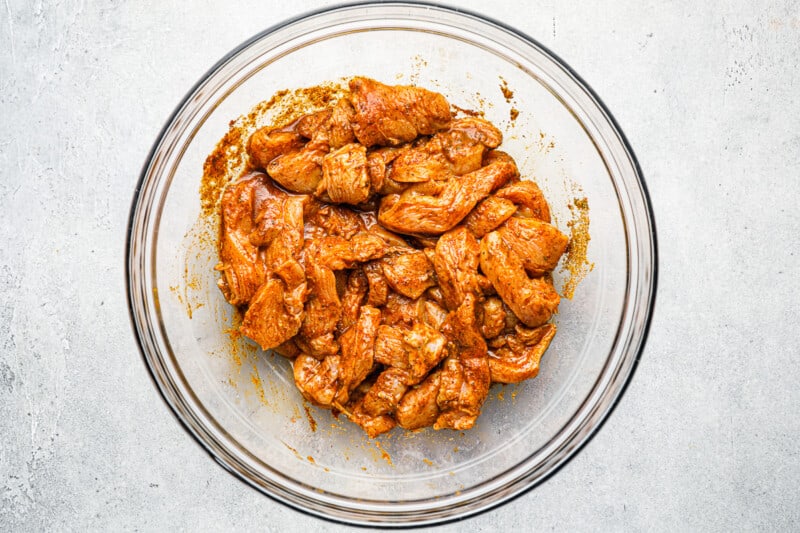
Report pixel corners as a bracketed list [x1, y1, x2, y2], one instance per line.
[2, 0, 799, 530]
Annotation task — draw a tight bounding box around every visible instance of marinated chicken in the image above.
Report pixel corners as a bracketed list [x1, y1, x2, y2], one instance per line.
[217, 78, 571, 437]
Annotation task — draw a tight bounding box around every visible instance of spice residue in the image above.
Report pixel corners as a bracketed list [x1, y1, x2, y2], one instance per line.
[561, 196, 594, 299]
[499, 77, 514, 101]
[374, 441, 393, 466]
[304, 404, 318, 432]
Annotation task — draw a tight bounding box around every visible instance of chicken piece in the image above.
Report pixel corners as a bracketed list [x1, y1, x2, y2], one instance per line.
[338, 268, 368, 333]
[267, 140, 328, 194]
[388, 136, 451, 183]
[433, 227, 482, 310]
[381, 292, 421, 328]
[247, 128, 304, 170]
[248, 178, 293, 247]
[263, 196, 307, 314]
[335, 306, 381, 404]
[217, 173, 271, 305]
[480, 231, 560, 328]
[314, 232, 388, 269]
[419, 299, 448, 330]
[293, 353, 341, 407]
[273, 338, 300, 359]
[348, 77, 452, 147]
[381, 250, 436, 299]
[435, 295, 491, 430]
[447, 117, 503, 148]
[317, 143, 371, 205]
[362, 367, 410, 417]
[495, 180, 551, 222]
[464, 195, 517, 238]
[364, 261, 389, 306]
[364, 321, 447, 416]
[304, 203, 366, 240]
[343, 378, 397, 438]
[299, 244, 341, 357]
[488, 323, 557, 383]
[498, 217, 569, 276]
[241, 278, 304, 350]
[396, 370, 442, 430]
[367, 147, 409, 195]
[297, 99, 356, 149]
[378, 158, 517, 235]
[478, 296, 507, 339]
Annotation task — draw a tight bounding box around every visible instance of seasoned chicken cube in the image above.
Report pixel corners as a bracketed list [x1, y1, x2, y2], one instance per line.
[495, 180, 551, 222]
[338, 269, 368, 333]
[293, 353, 341, 407]
[435, 295, 490, 430]
[216, 173, 271, 305]
[378, 158, 517, 235]
[381, 250, 436, 299]
[348, 77, 452, 147]
[396, 370, 442, 430]
[366, 146, 409, 195]
[498, 217, 569, 276]
[433, 227, 482, 310]
[317, 143, 371, 205]
[267, 140, 328, 194]
[364, 261, 389, 306]
[488, 323, 557, 383]
[247, 128, 304, 170]
[240, 278, 304, 350]
[343, 378, 397, 438]
[478, 296, 508, 339]
[362, 367, 410, 417]
[480, 231, 560, 328]
[464, 195, 517, 238]
[304, 203, 365, 240]
[314, 232, 388, 269]
[296, 99, 356, 149]
[335, 306, 381, 404]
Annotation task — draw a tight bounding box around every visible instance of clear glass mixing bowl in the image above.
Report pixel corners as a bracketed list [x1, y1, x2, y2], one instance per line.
[127, 2, 657, 526]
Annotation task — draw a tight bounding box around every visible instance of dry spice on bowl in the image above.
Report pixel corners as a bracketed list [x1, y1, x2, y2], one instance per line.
[212, 77, 568, 437]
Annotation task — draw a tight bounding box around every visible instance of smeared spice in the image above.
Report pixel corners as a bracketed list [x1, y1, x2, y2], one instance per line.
[561, 197, 594, 299]
[499, 77, 514, 101]
[250, 365, 268, 406]
[509, 107, 519, 121]
[374, 441, 393, 466]
[422, 458, 434, 466]
[307, 456, 316, 464]
[304, 404, 318, 432]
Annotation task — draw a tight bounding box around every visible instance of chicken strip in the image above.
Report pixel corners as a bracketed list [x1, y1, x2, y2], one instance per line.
[488, 323, 557, 383]
[216, 173, 271, 306]
[480, 231, 560, 328]
[495, 180, 551, 222]
[348, 77, 452, 147]
[498, 217, 569, 277]
[267, 140, 328, 194]
[317, 143, 371, 205]
[395, 370, 442, 430]
[381, 250, 436, 299]
[247, 128, 304, 170]
[464, 195, 517, 238]
[335, 306, 381, 404]
[240, 278, 304, 351]
[378, 158, 517, 235]
[338, 268, 368, 333]
[435, 295, 491, 430]
[364, 261, 389, 307]
[433, 227, 482, 310]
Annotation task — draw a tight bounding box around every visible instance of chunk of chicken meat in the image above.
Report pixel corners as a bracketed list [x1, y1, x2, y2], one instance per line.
[267, 140, 328, 194]
[366, 146, 409, 195]
[348, 77, 452, 147]
[247, 129, 304, 171]
[240, 196, 307, 350]
[388, 118, 504, 183]
[380, 250, 436, 299]
[293, 353, 341, 406]
[480, 231, 560, 328]
[317, 143, 371, 205]
[464, 195, 517, 238]
[495, 180, 551, 222]
[338, 269, 368, 333]
[433, 227, 482, 310]
[488, 323, 557, 383]
[395, 370, 442, 430]
[217, 173, 271, 305]
[296, 98, 356, 149]
[334, 306, 381, 404]
[364, 322, 447, 416]
[378, 158, 517, 235]
[498, 217, 569, 276]
[304, 203, 365, 240]
[435, 295, 491, 430]
[341, 378, 397, 438]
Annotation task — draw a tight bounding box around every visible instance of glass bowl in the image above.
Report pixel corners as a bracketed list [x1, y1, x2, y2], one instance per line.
[127, 1, 657, 527]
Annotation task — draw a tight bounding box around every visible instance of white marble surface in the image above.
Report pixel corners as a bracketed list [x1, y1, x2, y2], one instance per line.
[2, 0, 799, 530]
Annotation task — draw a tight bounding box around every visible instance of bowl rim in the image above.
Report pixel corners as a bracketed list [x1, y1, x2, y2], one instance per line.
[126, 0, 658, 527]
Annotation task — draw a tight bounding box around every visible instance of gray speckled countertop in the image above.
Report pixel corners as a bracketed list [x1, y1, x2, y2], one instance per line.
[2, 1, 799, 530]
